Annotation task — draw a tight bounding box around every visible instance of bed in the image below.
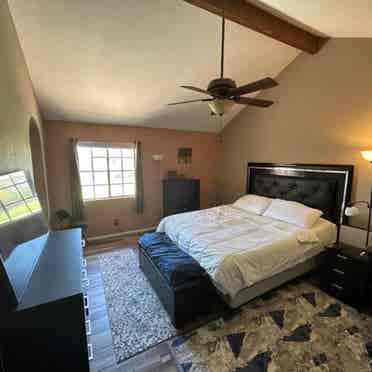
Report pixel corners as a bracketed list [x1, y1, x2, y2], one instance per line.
[157, 163, 354, 308]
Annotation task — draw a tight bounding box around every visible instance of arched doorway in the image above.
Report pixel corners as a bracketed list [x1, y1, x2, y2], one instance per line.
[29, 117, 48, 219]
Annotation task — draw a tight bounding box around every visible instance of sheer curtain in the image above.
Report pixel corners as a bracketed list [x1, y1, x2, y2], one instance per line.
[70, 138, 85, 223]
[135, 141, 144, 214]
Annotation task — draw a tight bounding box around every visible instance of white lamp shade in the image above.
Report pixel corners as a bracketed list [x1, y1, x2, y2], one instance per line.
[344, 206, 360, 217]
[361, 150, 372, 162]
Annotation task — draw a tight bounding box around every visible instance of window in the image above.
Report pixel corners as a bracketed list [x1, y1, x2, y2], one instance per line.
[0, 171, 42, 225]
[77, 143, 136, 201]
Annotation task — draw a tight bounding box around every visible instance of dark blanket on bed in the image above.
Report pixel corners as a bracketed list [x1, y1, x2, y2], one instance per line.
[138, 232, 206, 287]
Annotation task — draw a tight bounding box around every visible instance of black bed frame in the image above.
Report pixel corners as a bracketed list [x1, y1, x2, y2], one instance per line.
[139, 163, 354, 326]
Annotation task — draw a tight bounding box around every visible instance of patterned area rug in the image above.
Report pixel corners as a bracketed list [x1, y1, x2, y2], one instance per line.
[98, 248, 178, 362]
[169, 280, 372, 372]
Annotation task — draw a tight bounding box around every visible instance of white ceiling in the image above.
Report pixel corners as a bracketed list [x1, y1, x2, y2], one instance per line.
[253, 0, 372, 37]
[9, 1, 372, 133]
[8, 0, 300, 132]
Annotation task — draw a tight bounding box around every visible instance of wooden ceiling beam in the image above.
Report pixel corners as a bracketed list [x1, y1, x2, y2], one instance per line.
[183, 0, 327, 54]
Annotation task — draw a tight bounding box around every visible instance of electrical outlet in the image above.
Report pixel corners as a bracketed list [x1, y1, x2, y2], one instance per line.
[113, 218, 119, 227]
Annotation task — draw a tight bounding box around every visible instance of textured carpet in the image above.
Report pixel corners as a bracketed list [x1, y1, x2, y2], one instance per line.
[169, 280, 372, 372]
[99, 248, 372, 370]
[98, 248, 178, 363]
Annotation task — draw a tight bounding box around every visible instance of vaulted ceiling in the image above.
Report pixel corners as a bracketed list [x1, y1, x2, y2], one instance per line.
[8, 1, 372, 132]
[250, 0, 372, 37]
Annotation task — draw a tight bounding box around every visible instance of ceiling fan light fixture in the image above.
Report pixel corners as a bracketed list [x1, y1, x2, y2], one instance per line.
[167, 13, 278, 112]
[208, 99, 234, 116]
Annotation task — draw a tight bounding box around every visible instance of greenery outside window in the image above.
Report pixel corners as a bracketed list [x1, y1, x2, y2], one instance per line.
[0, 171, 42, 225]
[77, 143, 136, 201]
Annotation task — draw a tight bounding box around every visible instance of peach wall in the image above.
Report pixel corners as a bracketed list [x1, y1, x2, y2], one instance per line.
[219, 39, 372, 248]
[45, 121, 220, 237]
[0, 1, 49, 217]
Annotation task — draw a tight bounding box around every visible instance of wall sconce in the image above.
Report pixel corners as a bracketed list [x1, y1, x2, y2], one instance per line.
[152, 154, 163, 161]
[344, 150, 372, 252]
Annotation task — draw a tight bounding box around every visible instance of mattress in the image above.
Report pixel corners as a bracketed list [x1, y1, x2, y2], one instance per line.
[156, 205, 336, 298]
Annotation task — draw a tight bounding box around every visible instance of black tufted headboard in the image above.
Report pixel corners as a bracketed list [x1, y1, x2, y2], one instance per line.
[247, 163, 354, 225]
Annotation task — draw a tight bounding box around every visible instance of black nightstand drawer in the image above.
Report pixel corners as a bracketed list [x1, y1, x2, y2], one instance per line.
[333, 252, 352, 268]
[326, 267, 348, 286]
[327, 281, 345, 295]
[330, 252, 368, 273]
[325, 281, 353, 301]
[325, 269, 366, 294]
[326, 261, 369, 283]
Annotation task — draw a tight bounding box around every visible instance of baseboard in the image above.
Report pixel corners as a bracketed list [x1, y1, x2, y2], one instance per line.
[88, 226, 156, 245]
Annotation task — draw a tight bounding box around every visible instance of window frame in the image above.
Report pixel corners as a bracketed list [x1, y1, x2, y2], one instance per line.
[77, 142, 137, 202]
[0, 170, 42, 226]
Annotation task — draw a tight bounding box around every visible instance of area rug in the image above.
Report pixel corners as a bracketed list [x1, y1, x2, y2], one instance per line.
[98, 248, 179, 363]
[169, 280, 372, 372]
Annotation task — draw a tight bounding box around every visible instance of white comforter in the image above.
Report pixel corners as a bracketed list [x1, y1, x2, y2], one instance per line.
[157, 205, 336, 298]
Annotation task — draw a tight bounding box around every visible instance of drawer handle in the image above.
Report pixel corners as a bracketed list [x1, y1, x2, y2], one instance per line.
[84, 295, 89, 309]
[331, 283, 343, 291]
[82, 269, 88, 281]
[82, 258, 87, 268]
[84, 294, 89, 318]
[88, 343, 94, 361]
[86, 320, 92, 336]
[336, 254, 348, 260]
[333, 268, 344, 275]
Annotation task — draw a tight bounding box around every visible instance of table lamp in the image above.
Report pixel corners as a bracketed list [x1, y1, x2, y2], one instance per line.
[344, 150, 372, 250]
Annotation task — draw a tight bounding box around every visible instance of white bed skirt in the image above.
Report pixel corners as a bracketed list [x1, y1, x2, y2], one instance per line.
[222, 252, 326, 308]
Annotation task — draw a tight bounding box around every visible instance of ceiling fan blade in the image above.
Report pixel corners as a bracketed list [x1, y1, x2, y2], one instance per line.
[229, 78, 278, 97]
[180, 85, 214, 96]
[168, 98, 213, 106]
[234, 96, 274, 107]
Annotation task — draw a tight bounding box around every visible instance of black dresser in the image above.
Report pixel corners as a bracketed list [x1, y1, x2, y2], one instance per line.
[163, 178, 200, 217]
[0, 229, 90, 372]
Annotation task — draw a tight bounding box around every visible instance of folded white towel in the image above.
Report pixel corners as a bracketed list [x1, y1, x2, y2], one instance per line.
[296, 230, 320, 244]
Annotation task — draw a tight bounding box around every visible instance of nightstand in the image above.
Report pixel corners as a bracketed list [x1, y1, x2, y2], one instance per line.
[321, 243, 371, 306]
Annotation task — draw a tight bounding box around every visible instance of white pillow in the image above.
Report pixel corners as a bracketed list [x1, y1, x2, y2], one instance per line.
[233, 194, 272, 215]
[263, 199, 323, 228]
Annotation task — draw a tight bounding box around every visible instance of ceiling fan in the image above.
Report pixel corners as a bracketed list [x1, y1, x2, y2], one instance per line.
[168, 14, 279, 116]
